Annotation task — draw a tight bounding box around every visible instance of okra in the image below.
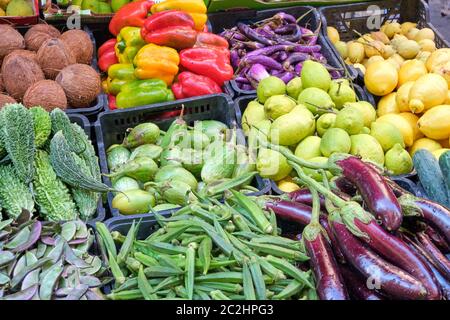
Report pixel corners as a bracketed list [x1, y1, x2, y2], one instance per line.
[146, 241, 187, 255]
[198, 237, 212, 275]
[95, 222, 117, 259]
[265, 255, 314, 289]
[230, 190, 273, 234]
[111, 231, 126, 244]
[258, 257, 286, 282]
[144, 266, 184, 277]
[190, 205, 215, 224]
[194, 289, 211, 300]
[117, 220, 138, 266]
[197, 259, 237, 271]
[268, 209, 278, 236]
[252, 235, 302, 250]
[107, 289, 143, 300]
[206, 172, 257, 196]
[158, 254, 183, 272]
[181, 235, 206, 246]
[109, 252, 126, 287]
[157, 225, 191, 243]
[243, 240, 309, 262]
[232, 214, 251, 232]
[243, 261, 256, 300]
[213, 219, 231, 245]
[249, 257, 266, 300]
[138, 266, 157, 300]
[195, 272, 243, 284]
[194, 218, 233, 256]
[197, 282, 243, 294]
[134, 252, 158, 267]
[175, 286, 188, 299]
[227, 294, 245, 300]
[272, 280, 303, 300]
[185, 244, 196, 300]
[153, 276, 182, 292]
[125, 257, 141, 273]
[210, 290, 230, 300]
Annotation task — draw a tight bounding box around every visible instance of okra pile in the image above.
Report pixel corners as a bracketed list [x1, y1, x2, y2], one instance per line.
[96, 191, 317, 300]
[107, 111, 260, 215]
[0, 217, 106, 300]
[0, 103, 108, 222]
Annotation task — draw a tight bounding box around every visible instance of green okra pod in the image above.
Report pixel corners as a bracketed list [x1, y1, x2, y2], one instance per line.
[210, 290, 230, 300]
[117, 220, 138, 266]
[185, 244, 196, 300]
[248, 257, 266, 300]
[198, 237, 212, 275]
[96, 222, 117, 259]
[243, 261, 256, 300]
[138, 266, 157, 300]
[230, 190, 272, 234]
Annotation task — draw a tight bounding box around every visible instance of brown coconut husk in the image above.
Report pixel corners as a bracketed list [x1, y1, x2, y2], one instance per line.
[8, 49, 37, 62]
[24, 24, 61, 52]
[0, 74, 4, 92]
[0, 94, 17, 109]
[1, 54, 45, 101]
[37, 38, 76, 80]
[0, 25, 25, 61]
[23, 79, 67, 111]
[59, 29, 93, 65]
[55, 64, 101, 108]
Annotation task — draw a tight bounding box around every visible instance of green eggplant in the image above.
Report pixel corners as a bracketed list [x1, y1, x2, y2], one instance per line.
[179, 149, 204, 178]
[232, 145, 256, 180]
[160, 147, 183, 167]
[106, 157, 158, 183]
[154, 165, 198, 190]
[107, 144, 131, 171]
[160, 115, 187, 149]
[123, 123, 160, 149]
[159, 180, 194, 206]
[194, 120, 228, 142]
[201, 143, 237, 184]
[112, 177, 140, 195]
[130, 144, 163, 161]
[112, 190, 156, 215]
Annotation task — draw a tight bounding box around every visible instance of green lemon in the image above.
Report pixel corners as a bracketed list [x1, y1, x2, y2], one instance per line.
[334, 105, 365, 135]
[320, 128, 351, 157]
[370, 121, 405, 152]
[385, 143, 413, 175]
[256, 148, 292, 181]
[297, 87, 336, 115]
[286, 77, 303, 99]
[241, 100, 267, 135]
[344, 101, 377, 127]
[350, 134, 385, 166]
[270, 105, 315, 146]
[294, 136, 322, 160]
[264, 95, 297, 120]
[316, 113, 337, 137]
[328, 80, 357, 109]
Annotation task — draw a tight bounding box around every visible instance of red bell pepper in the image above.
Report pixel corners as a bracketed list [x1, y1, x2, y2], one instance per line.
[195, 32, 230, 58]
[98, 39, 119, 72]
[108, 94, 117, 111]
[142, 10, 194, 32]
[172, 71, 222, 99]
[179, 47, 233, 87]
[109, 0, 154, 36]
[142, 27, 198, 50]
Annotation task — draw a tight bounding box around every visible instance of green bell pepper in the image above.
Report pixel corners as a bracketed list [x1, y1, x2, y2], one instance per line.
[116, 79, 175, 109]
[115, 26, 146, 64]
[107, 63, 137, 96]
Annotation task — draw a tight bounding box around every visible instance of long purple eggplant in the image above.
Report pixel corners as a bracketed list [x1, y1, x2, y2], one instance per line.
[425, 226, 450, 254]
[331, 155, 403, 231]
[416, 232, 450, 280]
[330, 212, 427, 300]
[339, 265, 384, 300]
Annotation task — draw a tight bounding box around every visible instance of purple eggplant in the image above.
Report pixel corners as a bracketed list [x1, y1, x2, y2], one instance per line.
[278, 71, 295, 84]
[330, 212, 427, 300]
[424, 226, 450, 254]
[339, 265, 384, 300]
[294, 63, 303, 75]
[416, 232, 450, 280]
[293, 44, 322, 53]
[273, 24, 297, 35]
[246, 44, 295, 58]
[247, 63, 270, 83]
[239, 55, 283, 70]
[331, 176, 357, 196]
[282, 52, 309, 69]
[237, 22, 275, 46]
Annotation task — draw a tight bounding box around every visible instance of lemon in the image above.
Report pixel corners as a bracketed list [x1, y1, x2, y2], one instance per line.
[270, 106, 315, 146]
[408, 74, 448, 113]
[264, 95, 296, 120]
[320, 128, 351, 157]
[303, 157, 333, 182]
[334, 105, 364, 135]
[350, 134, 385, 166]
[376, 114, 414, 147]
[256, 148, 292, 181]
[396, 81, 415, 112]
[377, 92, 400, 117]
[344, 101, 376, 127]
[241, 100, 267, 135]
[370, 121, 405, 152]
[295, 136, 322, 160]
[409, 138, 442, 156]
[385, 143, 413, 175]
[298, 87, 335, 115]
[418, 105, 450, 140]
[316, 113, 336, 137]
[277, 177, 300, 192]
[432, 148, 450, 160]
[398, 112, 423, 141]
[327, 26, 340, 44]
[364, 60, 398, 96]
[398, 60, 427, 87]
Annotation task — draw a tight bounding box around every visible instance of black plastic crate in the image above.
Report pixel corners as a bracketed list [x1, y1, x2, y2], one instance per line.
[208, 6, 358, 97]
[319, 0, 449, 84]
[95, 94, 271, 217]
[104, 213, 170, 240]
[67, 113, 106, 223]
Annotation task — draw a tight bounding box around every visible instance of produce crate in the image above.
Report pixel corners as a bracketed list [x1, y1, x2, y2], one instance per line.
[319, 0, 450, 83]
[0, 0, 39, 25]
[68, 113, 106, 224]
[208, 6, 358, 97]
[13, 23, 105, 118]
[95, 94, 271, 217]
[104, 213, 170, 240]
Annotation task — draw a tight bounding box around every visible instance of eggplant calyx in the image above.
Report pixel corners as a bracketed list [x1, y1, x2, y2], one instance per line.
[397, 194, 423, 217]
[340, 202, 371, 240]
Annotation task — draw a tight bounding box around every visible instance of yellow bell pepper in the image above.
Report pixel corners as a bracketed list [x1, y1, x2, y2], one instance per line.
[115, 26, 146, 64]
[150, 0, 207, 31]
[133, 44, 180, 85]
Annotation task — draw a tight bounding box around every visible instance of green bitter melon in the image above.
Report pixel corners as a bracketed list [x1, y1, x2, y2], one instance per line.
[0, 103, 35, 184]
[33, 150, 78, 222]
[0, 164, 35, 219]
[50, 109, 85, 154]
[30, 106, 52, 148]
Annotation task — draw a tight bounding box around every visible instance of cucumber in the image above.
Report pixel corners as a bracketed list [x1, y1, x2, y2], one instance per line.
[439, 150, 450, 203]
[413, 149, 449, 206]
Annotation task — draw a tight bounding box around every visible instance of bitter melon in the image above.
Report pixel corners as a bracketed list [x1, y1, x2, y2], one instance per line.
[0, 164, 35, 219]
[50, 109, 85, 154]
[50, 131, 112, 192]
[33, 150, 78, 221]
[30, 106, 52, 148]
[0, 104, 35, 184]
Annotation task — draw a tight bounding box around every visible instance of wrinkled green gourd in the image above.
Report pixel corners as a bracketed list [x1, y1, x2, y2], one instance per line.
[30, 106, 52, 148]
[50, 109, 86, 154]
[0, 164, 34, 219]
[33, 150, 77, 222]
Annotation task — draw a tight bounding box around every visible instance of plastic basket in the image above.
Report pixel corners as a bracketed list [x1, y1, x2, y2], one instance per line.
[67, 113, 106, 223]
[319, 0, 450, 84]
[95, 94, 270, 217]
[104, 213, 171, 240]
[208, 6, 358, 97]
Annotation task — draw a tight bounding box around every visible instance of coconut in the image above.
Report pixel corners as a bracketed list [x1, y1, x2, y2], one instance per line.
[37, 38, 76, 80]
[24, 24, 61, 52]
[0, 75, 3, 92]
[59, 29, 93, 65]
[55, 64, 101, 108]
[0, 25, 25, 61]
[23, 80, 67, 111]
[0, 94, 16, 109]
[1, 54, 44, 100]
[8, 49, 37, 62]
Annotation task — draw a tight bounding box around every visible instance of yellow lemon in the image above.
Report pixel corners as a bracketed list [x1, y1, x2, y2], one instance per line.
[377, 114, 414, 147]
[364, 60, 398, 96]
[409, 138, 442, 156]
[327, 26, 340, 44]
[398, 112, 423, 141]
[377, 92, 400, 116]
[432, 148, 450, 159]
[418, 104, 450, 140]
